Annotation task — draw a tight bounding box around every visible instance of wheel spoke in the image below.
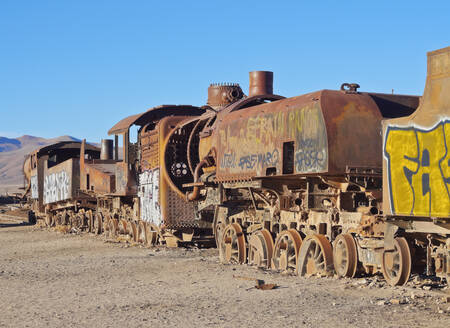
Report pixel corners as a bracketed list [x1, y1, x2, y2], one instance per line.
[314, 243, 320, 257]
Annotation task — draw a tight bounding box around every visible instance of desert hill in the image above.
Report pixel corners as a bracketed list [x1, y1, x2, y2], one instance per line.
[0, 135, 80, 194]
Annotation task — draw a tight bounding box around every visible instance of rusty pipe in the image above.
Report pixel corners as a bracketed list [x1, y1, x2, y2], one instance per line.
[100, 139, 114, 160]
[249, 71, 273, 97]
[186, 159, 208, 201]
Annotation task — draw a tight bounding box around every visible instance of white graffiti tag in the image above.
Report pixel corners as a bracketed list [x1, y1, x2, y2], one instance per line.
[30, 175, 38, 199]
[44, 171, 70, 204]
[138, 169, 161, 226]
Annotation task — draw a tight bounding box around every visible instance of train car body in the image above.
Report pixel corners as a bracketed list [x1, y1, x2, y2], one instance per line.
[382, 47, 450, 280]
[23, 141, 100, 221]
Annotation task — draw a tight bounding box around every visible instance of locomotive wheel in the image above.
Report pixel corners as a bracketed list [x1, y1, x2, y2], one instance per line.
[72, 213, 82, 229]
[129, 221, 138, 242]
[71, 213, 78, 229]
[137, 221, 147, 244]
[271, 229, 302, 272]
[103, 214, 111, 232]
[87, 210, 94, 233]
[45, 213, 54, 227]
[54, 213, 60, 226]
[248, 229, 274, 268]
[381, 237, 412, 286]
[80, 211, 88, 230]
[333, 233, 358, 278]
[145, 223, 159, 246]
[108, 218, 119, 239]
[93, 213, 103, 235]
[214, 219, 226, 248]
[219, 223, 246, 264]
[119, 219, 128, 235]
[63, 211, 70, 226]
[55, 213, 63, 226]
[77, 209, 86, 230]
[297, 234, 333, 276]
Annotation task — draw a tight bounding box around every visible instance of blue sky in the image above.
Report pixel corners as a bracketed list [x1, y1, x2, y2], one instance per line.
[0, 1, 449, 142]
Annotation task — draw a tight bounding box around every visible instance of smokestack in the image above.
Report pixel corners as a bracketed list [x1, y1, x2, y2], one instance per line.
[249, 71, 273, 97]
[100, 139, 114, 160]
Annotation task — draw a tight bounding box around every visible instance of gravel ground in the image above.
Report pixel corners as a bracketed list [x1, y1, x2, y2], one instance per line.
[0, 215, 449, 328]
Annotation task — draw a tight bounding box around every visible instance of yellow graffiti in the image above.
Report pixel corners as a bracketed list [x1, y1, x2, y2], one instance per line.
[384, 121, 450, 217]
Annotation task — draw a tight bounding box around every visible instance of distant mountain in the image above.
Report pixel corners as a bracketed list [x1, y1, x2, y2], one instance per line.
[0, 135, 81, 194]
[0, 136, 22, 152]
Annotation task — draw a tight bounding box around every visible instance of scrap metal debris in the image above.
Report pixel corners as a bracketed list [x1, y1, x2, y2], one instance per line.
[233, 275, 278, 290]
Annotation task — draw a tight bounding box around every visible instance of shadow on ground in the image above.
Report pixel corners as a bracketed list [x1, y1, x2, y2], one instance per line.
[0, 221, 33, 228]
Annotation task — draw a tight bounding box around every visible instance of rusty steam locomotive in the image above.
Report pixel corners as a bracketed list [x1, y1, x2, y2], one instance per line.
[24, 46, 450, 286]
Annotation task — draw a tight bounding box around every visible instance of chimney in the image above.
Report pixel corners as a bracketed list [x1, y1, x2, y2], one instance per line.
[249, 71, 273, 97]
[100, 139, 114, 160]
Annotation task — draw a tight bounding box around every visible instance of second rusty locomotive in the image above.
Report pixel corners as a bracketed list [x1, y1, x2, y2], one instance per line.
[184, 70, 423, 285]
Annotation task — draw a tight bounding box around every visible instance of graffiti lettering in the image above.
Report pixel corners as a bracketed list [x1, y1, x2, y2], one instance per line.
[44, 171, 70, 204]
[31, 175, 38, 199]
[384, 120, 450, 217]
[138, 169, 161, 226]
[237, 149, 279, 170]
[295, 138, 326, 173]
[218, 104, 328, 176]
[220, 152, 237, 169]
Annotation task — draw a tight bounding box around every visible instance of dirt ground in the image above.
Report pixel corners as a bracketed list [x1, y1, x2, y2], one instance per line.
[0, 214, 449, 328]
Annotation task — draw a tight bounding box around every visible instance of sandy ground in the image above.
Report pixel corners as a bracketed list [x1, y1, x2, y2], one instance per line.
[0, 185, 22, 196]
[0, 214, 449, 328]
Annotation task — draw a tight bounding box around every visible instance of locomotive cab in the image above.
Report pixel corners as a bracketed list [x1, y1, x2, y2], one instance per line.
[102, 105, 206, 245]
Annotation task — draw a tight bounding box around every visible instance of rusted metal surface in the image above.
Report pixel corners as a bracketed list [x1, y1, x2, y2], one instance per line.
[248, 71, 273, 97]
[108, 105, 204, 135]
[297, 234, 334, 276]
[207, 83, 244, 109]
[139, 124, 159, 172]
[186, 113, 215, 175]
[100, 139, 114, 160]
[333, 233, 358, 278]
[158, 116, 198, 228]
[210, 90, 390, 181]
[197, 94, 285, 165]
[381, 237, 412, 286]
[82, 163, 116, 194]
[365, 92, 419, 118]
[186, 159, 208, 201]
